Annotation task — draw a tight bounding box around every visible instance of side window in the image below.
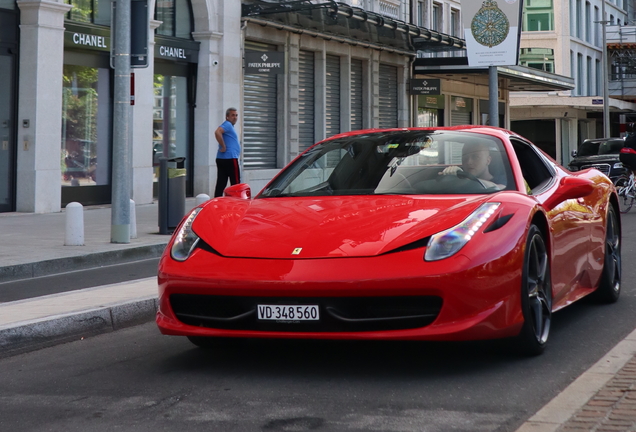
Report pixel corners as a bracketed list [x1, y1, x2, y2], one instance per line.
[283, 148, 345, 194]
[511, 138, 554, 193]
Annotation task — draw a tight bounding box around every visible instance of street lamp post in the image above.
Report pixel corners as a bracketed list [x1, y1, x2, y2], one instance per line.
[602, 0, 611, 137]
[111, 0, 131, 243]
[489, 66, 499, 127]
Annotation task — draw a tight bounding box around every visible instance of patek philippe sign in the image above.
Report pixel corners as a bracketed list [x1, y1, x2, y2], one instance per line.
[462, 0, 524, 67]
[245, 51, 285, 74]
[410, 79, 441, 95]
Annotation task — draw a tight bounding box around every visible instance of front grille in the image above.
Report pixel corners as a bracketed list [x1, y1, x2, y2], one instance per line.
[581, 163, 610, 176]
[170, 294, 443, 332]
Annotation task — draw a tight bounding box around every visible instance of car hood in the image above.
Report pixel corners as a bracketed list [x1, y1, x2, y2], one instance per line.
[192, 195, 495, 259]
[569, 154, 619, 167]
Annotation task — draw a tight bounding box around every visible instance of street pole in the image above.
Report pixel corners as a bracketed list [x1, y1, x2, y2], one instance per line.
[489, 66, 499, 127]
[603, 0, 611, 137]
[111, 0, 131, 243]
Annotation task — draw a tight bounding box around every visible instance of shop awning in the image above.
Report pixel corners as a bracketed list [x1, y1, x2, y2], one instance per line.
[414, 57, 575, 92]
[241, 0, 465, 56]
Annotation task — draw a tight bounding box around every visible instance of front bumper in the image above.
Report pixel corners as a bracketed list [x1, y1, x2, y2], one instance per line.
[156, 242, 526, 341]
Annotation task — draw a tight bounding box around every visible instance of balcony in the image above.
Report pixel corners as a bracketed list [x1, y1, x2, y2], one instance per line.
[607, 25, 636, 99]
[607, 25, 636, 46]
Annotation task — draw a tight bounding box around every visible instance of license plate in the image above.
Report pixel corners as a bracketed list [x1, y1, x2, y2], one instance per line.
[257, 305, 319, 321]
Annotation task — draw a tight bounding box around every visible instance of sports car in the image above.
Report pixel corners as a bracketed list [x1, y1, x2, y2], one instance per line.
[157, 126, 621, 355]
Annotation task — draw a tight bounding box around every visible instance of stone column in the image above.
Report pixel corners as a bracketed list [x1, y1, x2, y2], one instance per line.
[130, 19, 161, 205]
[398, 61, 409, 128]
[340, 53, 352, 133]
[314, 47, 326, 143]
[369, 51, 380, 129]
[16, 0, 72, 213]
[191, 0, 241, 196]
[192, 30, 224, 196]
[287, 33, 300, 160]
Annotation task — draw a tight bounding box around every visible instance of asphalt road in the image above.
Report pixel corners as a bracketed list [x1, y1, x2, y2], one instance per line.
[2, 215, 636, 431]
[0, 257, 160, 303]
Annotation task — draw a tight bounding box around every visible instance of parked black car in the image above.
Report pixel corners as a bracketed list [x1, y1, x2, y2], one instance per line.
[568, 138, 629, 181]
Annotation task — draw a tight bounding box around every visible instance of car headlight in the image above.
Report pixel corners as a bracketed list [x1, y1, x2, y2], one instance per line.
[424, 203, 501, 261]
[613, 162, 624, 169]
[171, 208, 202, 261]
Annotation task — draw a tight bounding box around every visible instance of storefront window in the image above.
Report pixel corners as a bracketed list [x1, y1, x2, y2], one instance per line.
[155, 0, 192, 39]
[417, 95, 445, 127]
[0, 0, 14, 10]
[66, 0, 110, 26]
[0, 54, 14, 212]
[523, 0, 554, 32]
[61, 65, 111, 187]
[153, 74, 189, 182]
[450, 96, 473, 126]
[520, 48, 555, 73]
[479, 100, 505, 127]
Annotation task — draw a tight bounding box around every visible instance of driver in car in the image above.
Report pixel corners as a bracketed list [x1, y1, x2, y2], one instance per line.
[439, 142, 506, 189]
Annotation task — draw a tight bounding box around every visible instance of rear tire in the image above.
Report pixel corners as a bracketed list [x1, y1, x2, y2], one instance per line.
[515, 225, 552, 356]
[592, 205, 621, 303]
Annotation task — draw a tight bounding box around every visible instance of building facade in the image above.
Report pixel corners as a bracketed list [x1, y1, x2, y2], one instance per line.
[6, 0, 243, 213]
[0, 0, 577, 214]
[510, 0, 636, 165]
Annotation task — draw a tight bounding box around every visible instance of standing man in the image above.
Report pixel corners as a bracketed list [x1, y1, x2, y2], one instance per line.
[214, 108, 241, 197]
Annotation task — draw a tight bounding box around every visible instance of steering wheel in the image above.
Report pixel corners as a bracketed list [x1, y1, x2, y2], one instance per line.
[457, 170, 487, 189]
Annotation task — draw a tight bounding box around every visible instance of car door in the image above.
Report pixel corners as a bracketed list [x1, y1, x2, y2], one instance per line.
[511, 139, 593, 307]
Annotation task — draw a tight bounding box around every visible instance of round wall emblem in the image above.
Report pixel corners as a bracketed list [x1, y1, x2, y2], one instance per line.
[471, 0, 510, 48]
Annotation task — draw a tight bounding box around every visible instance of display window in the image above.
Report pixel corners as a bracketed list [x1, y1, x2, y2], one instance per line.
[61, 58, 113, 205]
[152, 59, 196, 197]
[153, 73, 189, 177]
[0, 6, 17, 213]
[418, 95, 445, 127]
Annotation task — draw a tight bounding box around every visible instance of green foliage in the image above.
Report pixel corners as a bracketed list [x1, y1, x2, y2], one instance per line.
[62, 66, 99, 145]
[69, 0, 92, 22]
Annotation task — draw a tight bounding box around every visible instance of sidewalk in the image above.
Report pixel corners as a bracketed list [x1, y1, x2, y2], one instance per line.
[0, 200, 181, 356]
[1, 201, 636, 431]
[0, 200, 183, 283]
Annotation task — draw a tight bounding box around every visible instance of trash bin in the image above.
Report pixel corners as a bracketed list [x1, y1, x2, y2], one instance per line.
[159, 157, 186, 234]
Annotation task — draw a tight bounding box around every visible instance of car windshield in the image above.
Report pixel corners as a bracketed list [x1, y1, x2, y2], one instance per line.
[598, 139, 624, 155]
[258, 130, 514, 198]
[578, 140, 601, 156]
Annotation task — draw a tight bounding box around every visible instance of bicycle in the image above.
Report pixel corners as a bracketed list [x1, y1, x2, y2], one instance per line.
[614, 171, 636, 213]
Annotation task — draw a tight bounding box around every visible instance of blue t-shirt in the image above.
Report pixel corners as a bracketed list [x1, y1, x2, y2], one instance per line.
[216, 120, 241, 159]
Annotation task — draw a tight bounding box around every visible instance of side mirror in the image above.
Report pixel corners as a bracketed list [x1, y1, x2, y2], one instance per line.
[224, 183, 251, 199]
[571, 150, 578, 158]
[542, 176, 595, 210]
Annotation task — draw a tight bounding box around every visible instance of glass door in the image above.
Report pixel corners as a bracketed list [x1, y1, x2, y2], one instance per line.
[61, 61, 113, 206]
[153, 62, 194, 197]
[0, 51, 15, 213]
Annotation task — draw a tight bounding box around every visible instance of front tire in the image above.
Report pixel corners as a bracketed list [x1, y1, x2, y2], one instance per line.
[592, 205, 621, 303]
[515, 225, 552, 356]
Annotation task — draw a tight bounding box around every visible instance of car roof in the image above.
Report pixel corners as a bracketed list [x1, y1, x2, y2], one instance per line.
[583, 137, 623, 143]
[322, 125, 517, 143]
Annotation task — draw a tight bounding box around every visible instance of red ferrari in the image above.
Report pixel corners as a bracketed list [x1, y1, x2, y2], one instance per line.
[157, 126, 621, 355]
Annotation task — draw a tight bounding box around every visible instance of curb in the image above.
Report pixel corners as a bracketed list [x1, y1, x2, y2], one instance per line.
[515, 326, 636, 432]
[0, 298, 158, 359]
[0, 243, 167, 283]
